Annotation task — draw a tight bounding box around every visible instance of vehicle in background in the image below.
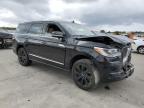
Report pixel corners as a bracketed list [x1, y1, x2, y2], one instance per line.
[0, 30, 13, 48]
[125, 34, 144, 54]
[13, 21, 134, 90]
[132, 37, 144, 54]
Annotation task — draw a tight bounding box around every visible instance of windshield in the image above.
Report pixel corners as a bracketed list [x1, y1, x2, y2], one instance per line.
[60, 22, 95, 37]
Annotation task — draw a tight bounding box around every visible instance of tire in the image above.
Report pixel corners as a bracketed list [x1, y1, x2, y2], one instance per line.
[72, 59, 100, 90]
[137, 46, 144, 54]
[0, 39, 4, 48]
[17, 47, 31, 66]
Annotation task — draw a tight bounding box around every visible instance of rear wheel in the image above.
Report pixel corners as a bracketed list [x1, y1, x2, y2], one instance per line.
[17, 47, 31, 66]
[137, 46, 144, 54]
[72, 59, 100, 90]
[0, 39, 4, 48]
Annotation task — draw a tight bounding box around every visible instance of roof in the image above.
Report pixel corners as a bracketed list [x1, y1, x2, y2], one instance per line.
[20, 20, 71, 25]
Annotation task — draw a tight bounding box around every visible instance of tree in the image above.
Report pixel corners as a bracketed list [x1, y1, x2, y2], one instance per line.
[113, 31, 121, 35]
[100, 30, 105, 33]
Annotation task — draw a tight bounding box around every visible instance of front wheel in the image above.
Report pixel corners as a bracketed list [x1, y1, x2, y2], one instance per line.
[72, 59, 100, 90]
[17, 47, 31, 66]
[137, 46, 144, 54]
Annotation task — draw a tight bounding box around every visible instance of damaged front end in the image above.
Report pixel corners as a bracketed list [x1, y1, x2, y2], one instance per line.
[75, 35, 134, 81]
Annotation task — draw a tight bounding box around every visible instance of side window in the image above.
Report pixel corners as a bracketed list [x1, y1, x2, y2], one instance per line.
[44, 24, 65, 42]
[29, 23, 43, 34]
[46, 24, 62, 34]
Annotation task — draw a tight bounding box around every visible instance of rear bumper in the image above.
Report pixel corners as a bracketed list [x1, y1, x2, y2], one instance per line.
[0, 38, 13, 47]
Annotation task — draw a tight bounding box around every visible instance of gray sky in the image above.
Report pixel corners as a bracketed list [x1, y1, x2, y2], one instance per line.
[0, 0, 144, 31]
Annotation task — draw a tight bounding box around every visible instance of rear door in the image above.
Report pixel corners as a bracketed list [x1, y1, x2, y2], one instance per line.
[25, 23, 45, 58]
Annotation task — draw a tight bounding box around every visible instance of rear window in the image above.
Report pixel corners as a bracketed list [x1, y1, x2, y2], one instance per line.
[16, 23, 30, 33]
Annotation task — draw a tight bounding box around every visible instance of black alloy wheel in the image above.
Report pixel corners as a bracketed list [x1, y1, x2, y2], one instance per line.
[72, 59, 100, 90]
[17, 48, 31, 66]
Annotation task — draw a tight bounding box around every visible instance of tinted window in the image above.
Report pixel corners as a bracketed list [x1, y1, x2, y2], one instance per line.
[47, 24, 61, 33]
[44, 24, 62, 38]
[29, 23, 43, 34]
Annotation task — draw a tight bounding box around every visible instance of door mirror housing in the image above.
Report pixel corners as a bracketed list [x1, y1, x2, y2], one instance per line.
[51, 31, 64, 38]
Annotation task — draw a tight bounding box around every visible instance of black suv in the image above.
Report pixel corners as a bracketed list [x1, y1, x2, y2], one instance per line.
[13, 21, 134, 90]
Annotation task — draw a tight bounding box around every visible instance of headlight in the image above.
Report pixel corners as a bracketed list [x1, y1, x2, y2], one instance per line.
[94, 47, 121, 57]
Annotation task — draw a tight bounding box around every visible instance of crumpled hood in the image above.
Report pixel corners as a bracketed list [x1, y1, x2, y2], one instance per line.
[77, 40, 114, 49]
[93, 32, 131, 44]
[75, 34, 131, 48]
[108, 35, 131, 45]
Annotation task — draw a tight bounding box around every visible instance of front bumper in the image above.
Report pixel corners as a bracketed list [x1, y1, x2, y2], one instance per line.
[94, 56, 134, 82]
[105, 63, 134, 81]
[131, 43, 138, 52]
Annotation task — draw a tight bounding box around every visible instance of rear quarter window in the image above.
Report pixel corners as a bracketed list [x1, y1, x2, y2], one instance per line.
[16, 24, 30, 34]
[29, 23, 44, 34]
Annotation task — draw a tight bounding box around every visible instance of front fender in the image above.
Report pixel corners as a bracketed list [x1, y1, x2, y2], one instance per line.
[64, 45, 99, 70]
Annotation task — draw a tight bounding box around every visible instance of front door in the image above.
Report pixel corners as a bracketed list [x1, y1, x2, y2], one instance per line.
[38, 23, 66, 67]
[28, 23, 66, 68]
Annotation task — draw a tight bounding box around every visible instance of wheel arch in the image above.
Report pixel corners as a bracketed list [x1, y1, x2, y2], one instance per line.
[16, 44, 24, 54]
[70, 54, 93, 70]
[137, 45, 144, 50]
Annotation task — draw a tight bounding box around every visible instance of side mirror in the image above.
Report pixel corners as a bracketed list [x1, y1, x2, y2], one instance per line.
[51, 31, 64, 38]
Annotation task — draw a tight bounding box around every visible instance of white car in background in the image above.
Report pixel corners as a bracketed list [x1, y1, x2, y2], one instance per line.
[124, 34, 144, 54]
[132, 38, 144, 54]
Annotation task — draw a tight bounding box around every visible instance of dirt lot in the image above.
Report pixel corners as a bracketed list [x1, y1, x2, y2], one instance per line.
[0, 49, 144, 108]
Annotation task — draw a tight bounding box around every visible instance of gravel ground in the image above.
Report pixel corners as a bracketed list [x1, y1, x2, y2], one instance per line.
[0, 49, 144, 108]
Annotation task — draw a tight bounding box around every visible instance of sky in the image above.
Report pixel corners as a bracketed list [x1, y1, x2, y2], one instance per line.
[0, 0, 144, 31]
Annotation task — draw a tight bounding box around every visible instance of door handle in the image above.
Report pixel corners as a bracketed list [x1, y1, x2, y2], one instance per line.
[58, 44, 65, 48]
